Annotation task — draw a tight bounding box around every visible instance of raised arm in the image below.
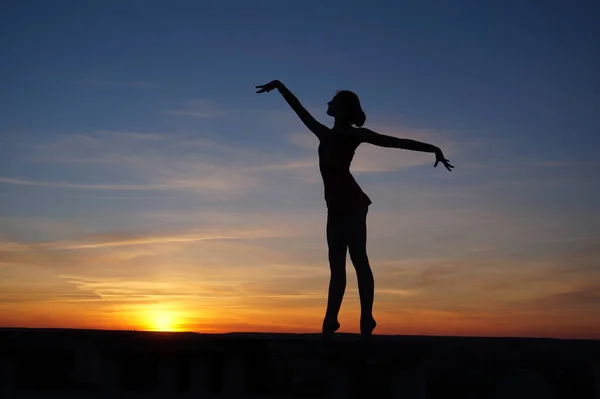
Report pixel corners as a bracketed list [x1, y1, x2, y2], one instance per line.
[353, 128, 454, 171]
[256, 80, 328, 139]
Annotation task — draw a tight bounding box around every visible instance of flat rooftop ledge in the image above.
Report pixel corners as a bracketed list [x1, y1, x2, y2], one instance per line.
[1, 328, 597, 359]
[1, 329, 599, 398]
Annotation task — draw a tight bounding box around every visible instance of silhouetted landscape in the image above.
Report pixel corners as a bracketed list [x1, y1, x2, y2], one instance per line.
[1, 328, 598, 398]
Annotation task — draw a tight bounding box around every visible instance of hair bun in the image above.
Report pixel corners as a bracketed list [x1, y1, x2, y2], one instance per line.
[335, 90, 366, 127]
[353, 110, 366, 127]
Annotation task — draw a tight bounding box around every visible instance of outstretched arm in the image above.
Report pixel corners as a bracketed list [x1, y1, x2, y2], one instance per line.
[354, 128, 454, 171]
[357, 128, 438, 151]
[256, 80, 328, 139]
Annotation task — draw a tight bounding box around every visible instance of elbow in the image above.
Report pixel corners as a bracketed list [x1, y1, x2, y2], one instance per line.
[372, 135, 400, 148]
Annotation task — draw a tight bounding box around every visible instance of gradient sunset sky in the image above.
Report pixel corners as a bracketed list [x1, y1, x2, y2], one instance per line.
[1, 1, 599, 339]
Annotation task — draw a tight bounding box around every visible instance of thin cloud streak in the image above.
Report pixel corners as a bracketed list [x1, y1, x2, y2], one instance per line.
[163, 99, 225, 118]
[0, 177, 173, 191]
[2, 124, 465, 194]
[0, 229, 293, 253]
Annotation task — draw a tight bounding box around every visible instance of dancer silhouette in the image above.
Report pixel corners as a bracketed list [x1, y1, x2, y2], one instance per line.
[256, 80, 454, 338]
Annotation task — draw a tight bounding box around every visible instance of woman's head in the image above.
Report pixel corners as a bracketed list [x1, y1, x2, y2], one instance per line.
[327, 90, 366, 127]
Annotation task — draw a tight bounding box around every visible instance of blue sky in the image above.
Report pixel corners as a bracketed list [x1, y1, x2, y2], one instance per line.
[0, 0, 599, 337]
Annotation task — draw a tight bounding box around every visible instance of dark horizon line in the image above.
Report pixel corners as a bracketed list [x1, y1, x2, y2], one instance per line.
[1, 326, 598, 342]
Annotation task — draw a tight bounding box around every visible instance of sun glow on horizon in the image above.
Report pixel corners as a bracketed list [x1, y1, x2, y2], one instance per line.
[143, 309, 183, 332]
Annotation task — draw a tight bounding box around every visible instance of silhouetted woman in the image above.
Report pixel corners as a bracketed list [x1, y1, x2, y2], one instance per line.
[256, 80, 454, 338]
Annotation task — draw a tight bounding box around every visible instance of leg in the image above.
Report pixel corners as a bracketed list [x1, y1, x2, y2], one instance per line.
[323, 210, 348, 335]
[347, 207, 376, 336]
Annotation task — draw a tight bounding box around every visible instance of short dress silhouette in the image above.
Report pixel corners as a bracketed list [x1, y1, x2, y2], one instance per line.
[318, 130, 372, 212]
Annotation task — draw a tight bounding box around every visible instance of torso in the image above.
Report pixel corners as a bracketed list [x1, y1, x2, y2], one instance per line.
[318, 128, 372, 211]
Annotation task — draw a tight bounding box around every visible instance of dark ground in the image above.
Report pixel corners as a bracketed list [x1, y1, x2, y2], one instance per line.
[0, 328, 599, 398]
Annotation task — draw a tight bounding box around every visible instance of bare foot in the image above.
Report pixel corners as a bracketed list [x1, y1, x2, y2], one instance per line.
[360, 317, 377, 337]
[322, 319, 340, 338]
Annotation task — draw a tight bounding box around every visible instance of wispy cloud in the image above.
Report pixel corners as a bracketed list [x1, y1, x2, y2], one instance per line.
[1, 121, 463, 198]
[0, 228, 293, 255]
[0, 177, 172, 191]
[4, 130, 282, 193]
[163, 99, 225, 118]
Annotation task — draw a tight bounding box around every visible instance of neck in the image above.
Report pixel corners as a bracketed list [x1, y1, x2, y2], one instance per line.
[333, 119, 352, 130]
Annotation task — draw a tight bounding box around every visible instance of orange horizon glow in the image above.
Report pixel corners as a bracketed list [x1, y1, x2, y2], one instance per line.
[2, 232, 599, 341]
[1, 304, 599, 340]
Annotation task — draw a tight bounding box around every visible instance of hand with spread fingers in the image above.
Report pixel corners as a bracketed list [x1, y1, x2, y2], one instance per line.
[434, 148, 454, 171]
[256, 80, 281, 93]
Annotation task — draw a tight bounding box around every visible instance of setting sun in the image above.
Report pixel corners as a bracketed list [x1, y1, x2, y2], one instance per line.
[144, 310, 181, 332]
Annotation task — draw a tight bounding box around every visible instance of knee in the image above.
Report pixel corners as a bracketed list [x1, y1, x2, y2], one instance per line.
[328, 255, 346, 273]
[349, 248, 368, 266]
[328, 246, 345, 261]
[328, 258, 346, 271]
